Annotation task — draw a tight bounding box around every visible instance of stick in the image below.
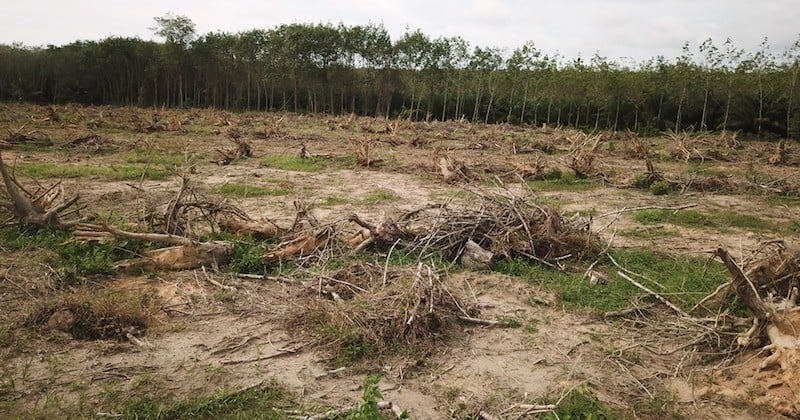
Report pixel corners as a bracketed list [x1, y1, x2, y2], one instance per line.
[458, 316, 502, 326]
[235, 273, 299, 284]
[220, 349, 298, 365]
[617, 271, 690, 318]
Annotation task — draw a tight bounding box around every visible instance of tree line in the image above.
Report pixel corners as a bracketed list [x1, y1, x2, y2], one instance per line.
[1, 14, 799, 137]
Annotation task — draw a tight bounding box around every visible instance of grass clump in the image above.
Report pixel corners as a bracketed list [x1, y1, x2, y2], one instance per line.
[634, 208, 781, 232]
[211, 182, 293, 198]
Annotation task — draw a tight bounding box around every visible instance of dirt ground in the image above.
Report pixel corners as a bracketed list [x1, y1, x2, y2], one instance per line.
[1, 104, 799, 418]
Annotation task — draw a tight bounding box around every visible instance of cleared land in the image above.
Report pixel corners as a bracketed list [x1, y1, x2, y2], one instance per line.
[1, 104, 800, 419]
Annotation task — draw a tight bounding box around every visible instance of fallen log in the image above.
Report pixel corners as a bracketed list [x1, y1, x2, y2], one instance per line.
[75, 222, 233, 271]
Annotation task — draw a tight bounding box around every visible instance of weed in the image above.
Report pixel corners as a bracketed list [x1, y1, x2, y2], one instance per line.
[544, 387, 618, 419]
[211, 182, 293, 198]
[498, 315, 523, 328]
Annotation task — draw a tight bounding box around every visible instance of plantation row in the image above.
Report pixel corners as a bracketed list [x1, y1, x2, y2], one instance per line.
[1, 16, 799, 136]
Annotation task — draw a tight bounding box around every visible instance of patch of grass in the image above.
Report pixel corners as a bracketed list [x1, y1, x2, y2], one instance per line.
[494, 248, 729, 313]
[211, 182, 293, 198]
[361, 189, 400, 205]
[124, 149, 190, 166]
[764, 195, 800, 207]
[118, 381, 294, 420]
[14, 162, 173, 181]
[544, 388, 619, 419]
[262, 154, 352, 172]
[528, 172, 597, 192]
[634, 208, 781, 232]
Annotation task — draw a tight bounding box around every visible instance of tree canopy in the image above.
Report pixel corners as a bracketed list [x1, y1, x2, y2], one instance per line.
[1, 16, 798, 137]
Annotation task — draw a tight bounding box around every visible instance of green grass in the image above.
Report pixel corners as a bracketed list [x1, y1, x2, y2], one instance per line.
[544, 388, 620, 419]
[124, 150, 191, 166]
[103, 382, 296, 420]
[14, 162, 174, 181]
[0, 226, 72, 251]
[528, 172, 597, 192]
[261, 154, 352, 172]
[319, 195, 349, 207]
[634, 208, 781, 233]
[361, 189, 400, 205]
[211, 182, 293, 198]
[494, 248, 729, 313]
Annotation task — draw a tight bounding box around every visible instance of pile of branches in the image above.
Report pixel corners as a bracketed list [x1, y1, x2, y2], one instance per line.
[261, 189, 599, 270]
[406, 190, 599, 267]
[62, 130, 116, 153]
[289, 262, 478, 359]
[3, 125, 52, 149]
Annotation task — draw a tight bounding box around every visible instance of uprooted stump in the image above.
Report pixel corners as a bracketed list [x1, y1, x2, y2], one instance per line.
[0, 152, 82, 228]
[288, 262, 478, 361]
[75, 222, 233, 271]
[716, 246, 800, 415]
[215, 128, 253, 165]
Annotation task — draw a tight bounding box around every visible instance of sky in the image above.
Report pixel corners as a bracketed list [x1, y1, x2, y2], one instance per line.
[2, 0, 798, 63]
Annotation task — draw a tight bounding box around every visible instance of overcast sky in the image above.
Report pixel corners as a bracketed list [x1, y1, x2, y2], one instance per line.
[2, 0, 797, 63]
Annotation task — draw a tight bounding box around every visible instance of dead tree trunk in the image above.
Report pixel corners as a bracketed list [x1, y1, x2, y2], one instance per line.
[75, 223, 233, 271]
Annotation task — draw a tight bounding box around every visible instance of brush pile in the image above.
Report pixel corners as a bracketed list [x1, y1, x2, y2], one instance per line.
[290, 262, 477, 359]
